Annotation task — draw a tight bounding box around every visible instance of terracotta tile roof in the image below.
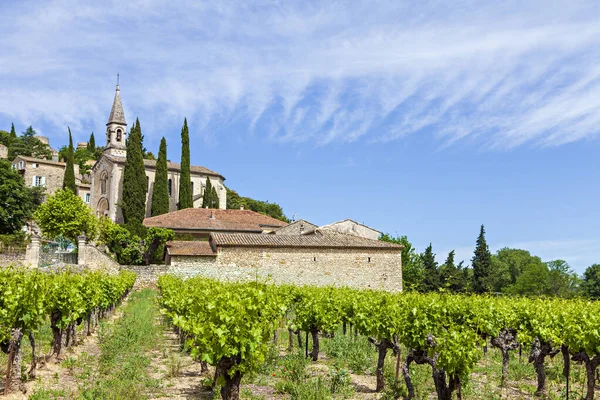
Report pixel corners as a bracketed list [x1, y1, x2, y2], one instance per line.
[166, 241, 216, 256]
[211, 228, 403, 250]
[144, 208, 288, 232]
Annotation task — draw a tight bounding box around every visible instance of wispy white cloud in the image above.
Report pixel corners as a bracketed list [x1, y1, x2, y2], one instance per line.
[0, 0, 599, 148]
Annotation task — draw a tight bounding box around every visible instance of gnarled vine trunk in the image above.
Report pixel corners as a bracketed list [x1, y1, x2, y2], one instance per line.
[310, 326, 319, 361]
[287, 328, 294, 351]
[217, 356, 243, 400]
[50, 310, 63, 358]
[490, 328, 519, 386]
[369, 337, 396, 392]
[572, 352, 600, 400]
[28, 331, 37, 379]
[528, 337, 559, 397]
[4, 328, 24, 395]
[561, 345, 571, 400]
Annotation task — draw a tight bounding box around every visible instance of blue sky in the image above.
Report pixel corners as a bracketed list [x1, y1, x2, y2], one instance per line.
[1, 0, 599, 273]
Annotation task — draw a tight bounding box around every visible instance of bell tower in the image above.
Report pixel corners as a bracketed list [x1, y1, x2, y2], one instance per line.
[105, 78, 127, 158]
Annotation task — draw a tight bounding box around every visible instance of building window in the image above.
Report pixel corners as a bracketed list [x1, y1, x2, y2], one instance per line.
[190, 181, 194, 195]
[168, 179, 172, 196]
[84, 193, 90, 203]
[116, 129, 122, 141]
[32, 176, 45, 187]
[32, 163, 39, 168]
[100, 171, 108, 195]
[368, 257, 371, 263]
[313, 257, 317, 262]
[146, 176, 149, 192]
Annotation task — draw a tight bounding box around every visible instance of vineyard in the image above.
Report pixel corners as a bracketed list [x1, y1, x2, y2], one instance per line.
[0, 267, 136, 395]
[158, 275, 600, 400]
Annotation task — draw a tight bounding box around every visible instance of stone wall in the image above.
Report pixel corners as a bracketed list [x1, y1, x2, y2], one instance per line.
[324, 220, 380, 240]
[120, 264, 169, 288]
[79, 242, 121, 274]
[170, 247, 402, 292]
[0, 253, 26, 266]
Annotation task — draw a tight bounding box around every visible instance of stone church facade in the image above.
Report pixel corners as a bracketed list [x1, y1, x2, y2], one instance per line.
[90, 85, 226, 223]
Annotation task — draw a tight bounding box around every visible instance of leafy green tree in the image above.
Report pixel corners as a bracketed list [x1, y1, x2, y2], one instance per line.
[151, 137, 170, 216]
[504, 262, 550, 296]
[472, 224, 493, 293]
[8, 126, 52, 160]
[34, 189, 97, 243]
[0, 160, 39, 234]
[225, 186, 288, 221]
[178, 118, 193, 209]
[62, 128, 77, 192]
[421, 243, 440, 292]
[440, 250, 468, 292]
[121, 119, 148, 236]
[87, 132, 95, 152]
[582, 264, 600, 299]
[380, 233, 424, 291]
[546, 260, 581, 297]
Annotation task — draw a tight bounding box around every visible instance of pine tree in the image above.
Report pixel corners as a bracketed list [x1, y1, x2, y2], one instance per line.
[472, 224, 492, 293]
[178, 118, 193, 209]
[62, 127, 77, 193]
[9, 123, 17, 139]
[87, 132, 96, 152]
[440, 250, 458, 291]
[210, 185, 219, 208]
[202, 177, 213, 208]
[151, 137, 170, 216]
[122, 119, 148, 235]
[421, 243, 440, 292]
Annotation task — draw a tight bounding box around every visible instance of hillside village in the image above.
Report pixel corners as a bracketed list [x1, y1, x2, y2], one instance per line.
[0, 83, 404, 292]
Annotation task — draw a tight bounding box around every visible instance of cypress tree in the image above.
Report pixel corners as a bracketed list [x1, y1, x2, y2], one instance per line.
[178, 118, 193, 209]
[421, 243, 440, 292]
[202, 177, 213, 208]
[472, 224, 492, 293]
[151, 137, 170, 216]
[9, 123, 17, 139]
[210, 185, 219, 208]
[87, 132, 96, 152]
[122, 119, 148, 235]
[62, 127, 77, 193]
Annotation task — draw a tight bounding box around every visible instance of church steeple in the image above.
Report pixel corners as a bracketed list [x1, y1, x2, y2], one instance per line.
[105, 80, 127, 157]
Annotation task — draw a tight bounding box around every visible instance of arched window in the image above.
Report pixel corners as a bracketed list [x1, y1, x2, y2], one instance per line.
[100, 171, 108, 195]
[168, 179, 172, 196]
[116, 129, 122, 142]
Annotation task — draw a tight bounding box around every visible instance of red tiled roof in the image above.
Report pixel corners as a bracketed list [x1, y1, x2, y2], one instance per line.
[166, 241, 216, 256]
[210, 228, 403, 250]
[144, 208, 288, 232]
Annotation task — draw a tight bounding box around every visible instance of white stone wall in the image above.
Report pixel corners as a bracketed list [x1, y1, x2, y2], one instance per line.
[325, 220, 381, 240]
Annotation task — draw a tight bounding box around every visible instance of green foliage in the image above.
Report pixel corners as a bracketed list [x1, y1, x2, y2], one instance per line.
[201, 177, 220, 209]
[0, 160, 39, 234]
[472, 224, 492, 293]
[582, 264, 600, 299]
[34, 189, 98, 243]
[226, 186, 289, 222]
[62, 127, 77, 193]
[7, 126, 52, 160]
[98, 218, 173, 265]
[150, 137, 170, 216]
[121, 119, 147, 235]
[87, 132, 96, 152]
[421, 243, 440, 292]
[178, 118, 193, 209]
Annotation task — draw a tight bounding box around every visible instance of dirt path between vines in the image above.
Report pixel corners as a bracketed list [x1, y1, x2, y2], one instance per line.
[1, 299, 128, 400]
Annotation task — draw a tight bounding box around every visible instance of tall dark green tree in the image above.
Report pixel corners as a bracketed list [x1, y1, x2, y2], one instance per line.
[178, 118, 193, 209]
[9, 123, 17, 139]
[472, 224, 493, 293]
[421, 243, 440, 292]
[202, 177, 219, 208]
[151, 137, 170, 217]
[62, 127, 77, 193]
[582, 264, 600, 299]
[0, 160, 39, 234]
[121, 119, 148, 235]
[87, 132, 96, 152]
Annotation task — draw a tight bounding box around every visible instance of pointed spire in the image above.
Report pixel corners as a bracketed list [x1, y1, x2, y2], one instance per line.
[107, 82, 126, 126]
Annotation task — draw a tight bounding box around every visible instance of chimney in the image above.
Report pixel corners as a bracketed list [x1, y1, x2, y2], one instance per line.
[240, 205, 244, 210]
[52, 151, 59, 162]
[210, 211, 215, 220]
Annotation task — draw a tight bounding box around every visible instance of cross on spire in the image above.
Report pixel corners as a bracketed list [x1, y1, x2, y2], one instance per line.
[117, 73, 119, 86]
